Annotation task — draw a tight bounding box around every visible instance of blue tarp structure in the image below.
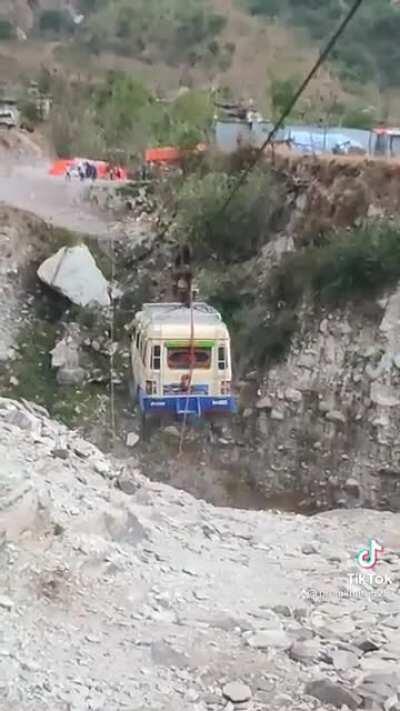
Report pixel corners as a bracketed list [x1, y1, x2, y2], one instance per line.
[285, 129, 364, 155]
[214, 120, 371, 155]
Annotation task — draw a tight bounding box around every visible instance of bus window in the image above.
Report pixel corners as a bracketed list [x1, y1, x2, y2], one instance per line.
[167, 346, 211, 369]
[218, 346, 227, 370]
[152, 345, 161, 371]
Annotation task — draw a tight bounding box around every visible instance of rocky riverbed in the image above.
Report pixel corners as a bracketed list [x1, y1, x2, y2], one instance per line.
[1, 396, 400, 711]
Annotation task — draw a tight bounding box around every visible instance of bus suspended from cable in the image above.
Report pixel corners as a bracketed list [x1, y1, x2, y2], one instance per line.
[129, 302, 236, 430]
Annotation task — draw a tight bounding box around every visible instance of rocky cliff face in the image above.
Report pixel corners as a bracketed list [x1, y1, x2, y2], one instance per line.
[235, 285, 400, 512]
[227, 153, 400, 512]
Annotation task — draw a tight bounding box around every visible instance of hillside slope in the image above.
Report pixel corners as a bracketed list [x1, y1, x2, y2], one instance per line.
[0, 0, 375, 112]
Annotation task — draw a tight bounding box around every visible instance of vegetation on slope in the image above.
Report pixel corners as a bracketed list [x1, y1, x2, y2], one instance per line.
[241, 0, 400, 90]
[46, 70, 215, 158]
[79, 0, 229, 68]
[170, 163, 400, 371]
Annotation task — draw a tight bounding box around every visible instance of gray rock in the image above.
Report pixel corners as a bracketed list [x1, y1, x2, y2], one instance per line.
[256, 396, 272, 410]
[273, 605, 291, 618]
[93, 460, 111, 477]
[301, 543, 318, 555]
[37, 245, 110, 307]
[332, 649, 359, 670]
[222, 682, 252, 703]
[3, 408, 37, 432]
[116, 470, 141, 496]
[57, 367, 85, 386]
[344, 478, 361, 496]
[0, 595, 13, 610]
[355, 637, 381, 653]
[52, 448, 69, 460]
[289, 640, 321, 664]
[163, 425, 181, 439]
[285, 388, 302, 403]
[305, 679, 362, 710]
[126, 432, 140, 448]
[326, 410, 346, 424]
[247, 630, 291, 650]
[270, 408, 285, 421]
[370, 383, 400, 408]
[51, 331, 80, 370]
[73, 438, 96, 458]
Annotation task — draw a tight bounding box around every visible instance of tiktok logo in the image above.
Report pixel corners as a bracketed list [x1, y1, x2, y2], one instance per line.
[356, 538, 384, 570]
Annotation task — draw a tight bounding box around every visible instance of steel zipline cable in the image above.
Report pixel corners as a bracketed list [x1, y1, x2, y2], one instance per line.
[152, 0, 365, 245]
[109, 0, 365, 452]
[175, 0, 365, 455]
[212, 0, 365, 222]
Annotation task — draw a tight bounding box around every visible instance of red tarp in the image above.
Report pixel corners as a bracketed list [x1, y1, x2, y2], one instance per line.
[49, 158, 127, 180]
[145, 144, 207, 164]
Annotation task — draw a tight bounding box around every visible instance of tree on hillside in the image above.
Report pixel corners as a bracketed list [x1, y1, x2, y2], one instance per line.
[0, 17, 15, 40]
[243, 0, 400, 90]
[78, 0, 226, 66]
[39, 10, 74, 35]
[269, 76, 299, 120]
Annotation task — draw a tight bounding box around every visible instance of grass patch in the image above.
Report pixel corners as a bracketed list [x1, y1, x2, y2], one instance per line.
[0, 320, 104, 429]
[271, 220, 400, 308]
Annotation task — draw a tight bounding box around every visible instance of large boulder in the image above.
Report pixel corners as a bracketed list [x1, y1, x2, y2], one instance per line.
[37, 245, 110, 307]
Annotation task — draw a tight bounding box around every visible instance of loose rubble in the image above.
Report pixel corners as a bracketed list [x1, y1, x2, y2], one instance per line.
[0, 396, 399, 711]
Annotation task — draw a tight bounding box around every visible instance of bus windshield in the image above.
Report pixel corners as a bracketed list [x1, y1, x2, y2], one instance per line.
[167, 347, 211, 369]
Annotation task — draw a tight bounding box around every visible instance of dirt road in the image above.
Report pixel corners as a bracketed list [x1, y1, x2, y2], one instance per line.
[0, 163, 113, 236]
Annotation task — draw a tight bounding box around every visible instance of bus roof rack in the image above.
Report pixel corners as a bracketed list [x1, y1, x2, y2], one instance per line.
[140, 302, 222, 324]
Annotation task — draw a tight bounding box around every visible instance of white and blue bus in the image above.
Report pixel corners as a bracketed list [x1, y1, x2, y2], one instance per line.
[129, 302, 236, 420]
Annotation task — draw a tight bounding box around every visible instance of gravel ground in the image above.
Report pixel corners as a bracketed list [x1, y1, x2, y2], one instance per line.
[0, 396, 399, 711]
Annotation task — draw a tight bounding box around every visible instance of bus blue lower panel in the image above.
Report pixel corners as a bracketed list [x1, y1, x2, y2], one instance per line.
[138, 389, 236, 416]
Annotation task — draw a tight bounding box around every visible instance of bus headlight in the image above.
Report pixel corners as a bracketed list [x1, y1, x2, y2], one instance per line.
[221, 381, 231, 395]
[146, 380, 157, 395]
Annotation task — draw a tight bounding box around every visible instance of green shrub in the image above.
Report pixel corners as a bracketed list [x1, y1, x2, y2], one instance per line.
[271, 221, 400, 308]
[176, 168, 283, 261]
[0, 18, 14, 40]
[241, 0, 400, 90]
[80, 0, 226, 66]
[39, 10, 74, 35]
[269, 76, 299, 120]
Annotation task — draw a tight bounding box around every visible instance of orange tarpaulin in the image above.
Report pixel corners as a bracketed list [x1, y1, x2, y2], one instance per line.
[145, 144, 207, 164]
[49, 159, 72, 176]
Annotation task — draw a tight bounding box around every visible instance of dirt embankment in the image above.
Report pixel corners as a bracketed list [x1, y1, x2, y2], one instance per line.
[267, 150, 400, 242]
